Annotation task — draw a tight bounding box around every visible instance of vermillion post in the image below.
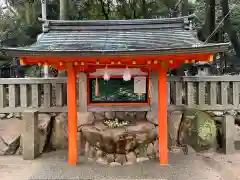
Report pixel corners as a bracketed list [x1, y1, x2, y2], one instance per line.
[68, 67, 78, 165]
[158, 63, 168, 164]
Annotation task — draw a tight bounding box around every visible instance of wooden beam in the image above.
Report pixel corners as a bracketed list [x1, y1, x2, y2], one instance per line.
[67, 66, 78, 165]
[158, 63, 168, 164]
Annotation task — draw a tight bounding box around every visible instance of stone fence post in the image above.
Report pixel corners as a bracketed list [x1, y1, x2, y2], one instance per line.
[22, 110, 39, 160]
[78, 73, 88, 155]
[222, 115, 236, 154]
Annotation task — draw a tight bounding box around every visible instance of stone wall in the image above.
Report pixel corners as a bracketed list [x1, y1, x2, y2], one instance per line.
[0, 111, 158, 157]
[0, 112, 52, 156]
[0, 109, 239, 163]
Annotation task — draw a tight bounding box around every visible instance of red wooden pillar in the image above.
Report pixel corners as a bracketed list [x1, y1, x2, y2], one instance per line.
[158, 63, 168, 164]
[67, 66, 78, 165]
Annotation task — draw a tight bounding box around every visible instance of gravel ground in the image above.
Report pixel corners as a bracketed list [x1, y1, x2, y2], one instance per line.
[0, 150, 239, 180]
[200, 150, 240, 180]
[0, 155, 41, 180]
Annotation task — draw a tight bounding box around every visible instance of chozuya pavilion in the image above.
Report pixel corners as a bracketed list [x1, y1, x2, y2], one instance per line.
[1, 15, 228, 165]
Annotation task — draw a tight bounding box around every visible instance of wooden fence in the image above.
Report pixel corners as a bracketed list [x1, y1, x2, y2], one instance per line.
[0, 76, 240, 113]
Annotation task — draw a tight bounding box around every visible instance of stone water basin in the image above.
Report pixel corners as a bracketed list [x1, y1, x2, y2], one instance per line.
[80, 120, 157, 154]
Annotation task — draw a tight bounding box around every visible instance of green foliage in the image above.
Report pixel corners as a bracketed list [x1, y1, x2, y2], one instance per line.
[24, 64, 41, 77]
[231, 5, 240, 33]
[0, 0, 240, 69]
[0, 0, 41, 47]
[72, 0, 179, 20]
[90, 78, 147, 102]
[1, 0, 240, 45]
[193, 0, 240, 29]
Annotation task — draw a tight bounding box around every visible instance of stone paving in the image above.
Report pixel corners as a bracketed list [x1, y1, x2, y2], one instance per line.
[30, 151, 225, 180]
[1, 150, 240, 180]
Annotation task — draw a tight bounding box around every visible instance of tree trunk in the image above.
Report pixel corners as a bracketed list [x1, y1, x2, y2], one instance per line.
[181, 0, 188, 16]
[204, 0, 216, 42]
[141, 0, 148, 18]
[221, 0, 240, 57]
[60, 0, 68, 20]
[99, 0, 110, 20]
[25, 3, 31, 24]
[131, 0, 137, 19]
[59, 0, 68, 77]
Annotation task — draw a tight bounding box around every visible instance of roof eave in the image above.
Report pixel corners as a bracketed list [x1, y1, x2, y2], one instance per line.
[37, 14, 195, 26]
[0, 43, 229, 58]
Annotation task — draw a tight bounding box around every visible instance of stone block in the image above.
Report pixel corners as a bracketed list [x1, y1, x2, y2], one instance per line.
[50, 112, 68, 150]
[167, 111, 183, 147]
[78, 131, 86, 155]
[0, 118, 22, 155]
[38, 113, 51, 154]
[126, 152, 136, 164]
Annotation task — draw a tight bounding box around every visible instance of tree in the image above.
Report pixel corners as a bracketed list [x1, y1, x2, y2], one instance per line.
[181, 0, 189, 16]
[60, 0, 68, 20]
[221, 0, 240, 57]
[204, 0, 216, 42]
[98, 0, 111, 20]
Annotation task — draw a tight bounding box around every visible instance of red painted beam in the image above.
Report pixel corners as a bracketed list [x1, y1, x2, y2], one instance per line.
[21, 53, 213, 72]
[22, 53, 212, 64]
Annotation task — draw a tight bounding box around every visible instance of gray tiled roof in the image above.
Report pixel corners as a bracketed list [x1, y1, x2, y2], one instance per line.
[1, 17, 229, 57]
[29, 29, 203, 51]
